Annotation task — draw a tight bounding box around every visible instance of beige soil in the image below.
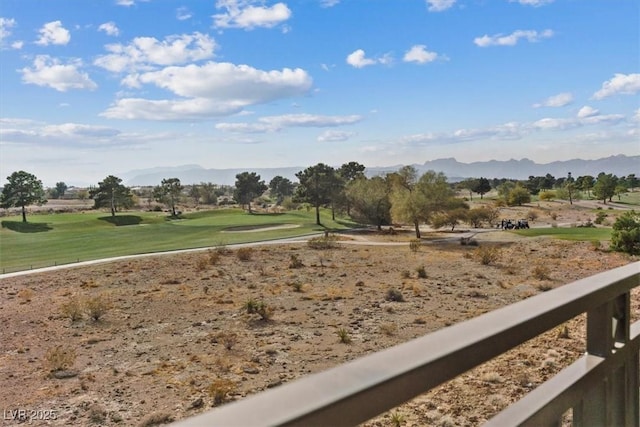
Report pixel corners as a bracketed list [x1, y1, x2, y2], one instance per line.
[1, 202, 638, 426]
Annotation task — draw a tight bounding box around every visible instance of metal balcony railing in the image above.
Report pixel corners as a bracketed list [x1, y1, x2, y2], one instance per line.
[172, 261, 640, 427]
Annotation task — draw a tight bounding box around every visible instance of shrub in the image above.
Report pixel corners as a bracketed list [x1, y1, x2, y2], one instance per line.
[208, 379, 236, 405]
[289, 254, 304, 269]
[17, 288, 33, 303]
[409, 239, 421, 253]
[85, 294, 110, 321]
[307, 235, 338, 250]
[244, 298, 273, 320]
[527, 210, 539, 222]
[539, 191, 556, 201]
[591, 240, 601, 251]
[385, 288, 405, 302]
[379, 323, 397, 336]
[416, 265, 427, 278]
[207, 249, 221, 265]
[195, 256, 209, 271]
[140, 412, 174, 427]
[289, 281, 304, 292]
[337, 328, 352, 344]
[400, 270, 411, 279]
[44, 345, 76, 373]
[60, 296, 84, 322]
[214, 331, 238, 351]
[474, 246, 500, 265]
[390, 412, 406, 427]
[610, 210, 640, 255]
[594, 211, 607, 225]
[532, 263, 551, 281]
[236, 247, 253, 261]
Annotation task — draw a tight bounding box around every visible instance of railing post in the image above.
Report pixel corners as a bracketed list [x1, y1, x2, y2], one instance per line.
[575, 293, 632, 427]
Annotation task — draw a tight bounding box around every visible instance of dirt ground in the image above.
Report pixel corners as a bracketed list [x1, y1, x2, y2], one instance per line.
[1, 201, 638, 427]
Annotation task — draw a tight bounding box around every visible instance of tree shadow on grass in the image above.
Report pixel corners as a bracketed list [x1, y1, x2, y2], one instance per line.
[98, 215, 143, 226]
[1, 221, 53, 233]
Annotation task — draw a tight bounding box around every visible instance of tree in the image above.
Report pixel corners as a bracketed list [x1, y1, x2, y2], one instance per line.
[576, 175, 595, 199]
[269, 176, 295, 205]
[234, 172, 267, 214]
[153, 178, 183, 216]
[593, 173, 617, 204]
[457, 178, 478, 200]
[49, 181, 68, 199]
[0, 171, 47, 222]
[89, 175, 134, 217]
[188, 185, 201, 205]
[345, 176, 391, 230]
[390, 168, 460, 238]
[431, 207, 469, 231]
[199, 182, 218, 205]
[295, 163, 337, 225]
[471, 177, 492, 199]
[467, 206, 498, 228]
[508, 184, 531, 206]
[610, 210, 640, 255]
[338, 161, 366, 216]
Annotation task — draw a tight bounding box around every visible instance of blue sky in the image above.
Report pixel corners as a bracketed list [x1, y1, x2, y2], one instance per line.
[0, 0, 638, 186]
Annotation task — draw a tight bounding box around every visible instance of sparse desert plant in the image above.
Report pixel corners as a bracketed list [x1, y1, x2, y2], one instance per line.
[85, 294, 110, 321]
[527, 209, 539, 222]
[139, 411, 174, 426]
[532, 263, 551, 281]
[60, 296, 84, 322]
[208, 249, 221, 265]
[208, 379, 236, 405]
[44, 345, 76, 373]
[244, 298, 273, 320]
[594, 211, 607, 225]
[289, 281, 304, 292]
[379, 322, 397, 336]
[557, 324, 570, 339]
[416, 265, 427, 278]
[244, 298, 260, 314]
[474, 246, 501, 265]
[195, 256, 209, 271]
[214, 331, 239, 350]
[385, 288, 405, 302]
[17, 288, 34, 303]
[409, 239, 421, 253]
[289, 254, 304, 269]
[236, 247, 254, 261]
[337, 328, 352, 344]
[390, 411, 406, 427]
[88, 404, 107, 424]
[307, 234, 338, 250]
[400, 270, 411, 279]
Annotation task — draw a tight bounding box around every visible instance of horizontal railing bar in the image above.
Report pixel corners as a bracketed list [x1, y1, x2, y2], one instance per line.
[485, 320, 640, 426]
[172, 262, 639, 427]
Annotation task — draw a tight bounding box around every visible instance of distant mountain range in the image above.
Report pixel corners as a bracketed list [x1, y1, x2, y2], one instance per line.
[122, 155, 639, 186]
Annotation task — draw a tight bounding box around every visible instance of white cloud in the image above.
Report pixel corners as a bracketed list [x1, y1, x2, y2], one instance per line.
[20, 55, 97, 92]
[577, 106, 599, 119]
[102, 62, 312, 120]
[474, 29, 553, 47]
[633, 108, 640, 122]
[532, 92, 573, 108]
[217, 113, 362, 133]
[592, 73, 640, 100]
[94, 32, 217, 73]
[0, 17, 16, 42]
[346, 49, 393, 68]
[213, 0, 292, 30]
[320, 0, 340, 7]
[510, 0, 554, 6]
[403, 45, 440, 64]
[426, 0, 456, 12]
[35, 21, 70, 46]
[98, 22, 120, 36]
[116, 0, 135, 6]
[102, 97, 245, 120]
[533, 113, 624, 130]
[11, 40, 23, 49]
[0, 120, 125, 147]
[318, 130, 355, 142]
[177, 7, 193, 21]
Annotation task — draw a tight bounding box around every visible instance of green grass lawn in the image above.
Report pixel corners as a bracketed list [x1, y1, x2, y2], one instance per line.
[0, 208, 358, 273]
[512, 226, 612, 241]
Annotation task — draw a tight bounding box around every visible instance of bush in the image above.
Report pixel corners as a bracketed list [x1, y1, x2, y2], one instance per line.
[416, 265, 427, 278]
[409, 239, 421, 253]
[610, 210, 640, 255]
[208, 379, 236, 405]
[44, 345, 76, 373]
[236, 247, 253, 261]
[474, 246, 501, 265]
[532, 264, 551, 281]
[289, 254, 304, 269]
[336, 328, 352, 344]
[85, 294, 110, 321]
[385, 288, 405, 302]
[307, 235, 338, 250]
[60, 296, 84, 322]
[594, 211, 607, 225]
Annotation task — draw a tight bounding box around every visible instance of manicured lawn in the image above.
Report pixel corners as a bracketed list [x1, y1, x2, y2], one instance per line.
[0, 208, 358, 273]
[512, 226, 612, 241]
